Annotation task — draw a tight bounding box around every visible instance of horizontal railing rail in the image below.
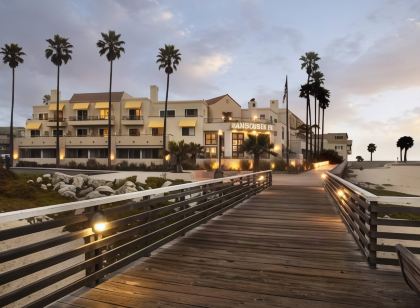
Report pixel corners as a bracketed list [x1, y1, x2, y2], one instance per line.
[0, 170, 272, 307]
[122, 115, 144, 120]
[68, 116, 115, 121]
[324, 171, 420, 268]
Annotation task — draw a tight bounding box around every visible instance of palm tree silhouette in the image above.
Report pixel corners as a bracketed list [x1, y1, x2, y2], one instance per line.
[356, 156, 364, 162]
[1, 43, 25, 168]
[97, 30, 125, 169]
[45, 35, 72, 168]
[299, 52, 320, 163]
[240, 134, 277, 172]
[398, 136, 414, 162]
[367, 143, 377, 162]
[156, 44, 181, 171]
[318, 87, 330, 152]
[311, 70, 325, 157]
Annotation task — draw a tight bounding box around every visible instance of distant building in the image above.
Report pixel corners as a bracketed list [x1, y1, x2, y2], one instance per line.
[321, 133, 352, 160]
[0, 127, 24, 156]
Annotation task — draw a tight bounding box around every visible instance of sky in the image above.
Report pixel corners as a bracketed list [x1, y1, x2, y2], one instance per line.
[0, 0, 419, 161]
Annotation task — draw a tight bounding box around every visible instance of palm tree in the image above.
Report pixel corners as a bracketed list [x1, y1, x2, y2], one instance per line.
[188, 142, 204, 165]
[45, 35, 73, 168]
[318, 87, 330, 152]
[300, 52, 320, 163]
[396, 137, 404, 162]
[97, 30, 125, 169]
[240, 134, 277, 172]
[168, 140, 189, 173]
[312, 70, 325, 157]
[42, 94, 51, 104]
[156, 44, 182, 170]
[1, 43, 25, 168]
[367, 143, 377, 162]
[356, 155, 364, 162]
[399, 136, 414, 162]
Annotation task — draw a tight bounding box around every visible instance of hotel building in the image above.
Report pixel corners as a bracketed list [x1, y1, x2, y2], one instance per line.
[15, 85, 350, 167]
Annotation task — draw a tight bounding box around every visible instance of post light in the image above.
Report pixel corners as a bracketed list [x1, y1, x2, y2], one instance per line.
[337, 189, 345, 199]
[290, 160, 296, 167]
[165, 153, 171, 161]
[321, 173, 327, 180]
[258, 175, 265, 182]
[91, 211, 107, 234]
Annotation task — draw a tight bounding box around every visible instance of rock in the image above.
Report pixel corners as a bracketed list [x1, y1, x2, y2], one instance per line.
[89, 179, 107, 189]
[58, 185, 77, 196]
[116, 181, 138, 194]
[61, 191, 77, 199]
[72, 176, 85, 189]
[40, 184, 48, 190]
[85, 191, 104, 199]
[36, 177, 43, 183]
[47, 183, 52, 187]
[53, 181, 65, 191]
[42, 174, 51, 179]
[27, 180, 34, 184]
[52, 172, 72, 185]
[137, 185, 145, 191]
[105, 181, 114, 187]
[79, 187, 94, 197]
[95, 186, 115, 195]
[161, 181, 172, 188]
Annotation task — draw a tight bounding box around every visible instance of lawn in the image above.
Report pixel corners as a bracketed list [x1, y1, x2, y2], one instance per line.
[0, 169, 69, 212]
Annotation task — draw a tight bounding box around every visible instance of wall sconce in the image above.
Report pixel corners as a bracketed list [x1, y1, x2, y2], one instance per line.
[110, 153, 115, 160]
[218, 129, 223, 136]
[13, 153, 18, 160]
[60, 153, 65, 160]
[91, 211, 107, 234]
[271, 163, 275, 170]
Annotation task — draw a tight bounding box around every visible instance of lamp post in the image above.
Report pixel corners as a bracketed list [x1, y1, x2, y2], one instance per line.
[214, 129, 224, 178]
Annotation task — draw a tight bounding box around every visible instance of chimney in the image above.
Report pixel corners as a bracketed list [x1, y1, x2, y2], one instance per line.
[150, 85, 158, 103]
[270, 99, 279, 112]
[50, 89, 60, 102]
[248, 98, 256, 109]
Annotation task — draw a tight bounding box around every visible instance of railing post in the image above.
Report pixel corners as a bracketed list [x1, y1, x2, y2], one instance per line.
[268, 171, 272, 187]
[368, 201, 378, 268]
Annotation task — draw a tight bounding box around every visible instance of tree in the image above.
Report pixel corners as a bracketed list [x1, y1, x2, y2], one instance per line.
[311, 70, 325, 157]
[356, 155, 364, 162]
[188, 142, 204, 164]
[45, 34, 73, 168]
[397, 136, 414, 162]
[300, 52, 320, 163]
[367, 143, 377, 162]
[42, 94, 51, 104]
[240, 134, 277, 172]
[156, 44, 182, 171]
[318, 87, 330, 152]
[168, 140, 189, 173]
[1, 43, 25, 168]
[97, 30, 125, 169]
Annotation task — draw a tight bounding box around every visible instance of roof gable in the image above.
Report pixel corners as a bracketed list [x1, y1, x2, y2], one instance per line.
[206, 94, 241, 107]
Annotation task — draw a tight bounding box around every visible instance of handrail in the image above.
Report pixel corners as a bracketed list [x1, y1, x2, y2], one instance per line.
[0, 170, 272, 307]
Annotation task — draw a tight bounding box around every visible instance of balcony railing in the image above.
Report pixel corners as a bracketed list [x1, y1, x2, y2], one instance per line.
[122, 115, 144, 120]
[68, 116, 114, 121]
[48, 118, 66, 122]
[205, 117, 275, 124]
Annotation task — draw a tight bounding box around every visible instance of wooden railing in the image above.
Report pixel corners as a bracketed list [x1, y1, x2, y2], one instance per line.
[324, 171, 420, 268]
[0, 171, 272, 307]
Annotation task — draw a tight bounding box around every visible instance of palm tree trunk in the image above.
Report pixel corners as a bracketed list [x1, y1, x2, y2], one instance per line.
[370, 152, 372, 162]
[163, 73, 170, 170]
[317, 100, 321, 156]
[107, 61, 113, 169]
[308, 100, 312, 162]
[314, 96, 317, 160]
[253, 153, 260, 172]
[56, 65, 60, 168]
[321, 108, 325, 152]
[9, 68, 15, 168]
[400, 148, 402, 162]
[305, 74, 310, 163]
[404, 148, 407, 162]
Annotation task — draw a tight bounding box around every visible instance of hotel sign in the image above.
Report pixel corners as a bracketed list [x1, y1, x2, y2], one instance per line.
[231, 122, 274, 131]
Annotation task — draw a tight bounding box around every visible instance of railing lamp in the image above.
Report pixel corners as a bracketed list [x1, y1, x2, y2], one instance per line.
[91, 211, 107, 234]
[321, 173, 327, 180]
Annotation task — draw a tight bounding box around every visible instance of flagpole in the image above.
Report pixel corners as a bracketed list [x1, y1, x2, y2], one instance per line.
[285, 76, 289, 167]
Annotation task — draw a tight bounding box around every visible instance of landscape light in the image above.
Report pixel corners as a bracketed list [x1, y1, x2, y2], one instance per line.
[337, 189, 345, 199]
[258, 175, 265, 182]
[165, 154, 171, 161]
[321, 173, 327, 180]
[91, 211, 107, 234]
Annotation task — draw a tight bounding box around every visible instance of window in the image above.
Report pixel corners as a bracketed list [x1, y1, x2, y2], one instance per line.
[260, 114, 265, 120]
[38, 113, 48, 120]
[274, 131, 277, 136]
[160, 110, 175, 117]
[43, 149, 56, 158]
[77, 129, 88, 137]
[129, 128, 140, 136]
[99, 109, 109, 120]
[185, 109, 198, 117]
[77, 110, 88, 120]
[30, 130, 40, 137]
[99, 128, 108, 137]
[274, 118, 278, 123]
[282, 127, 285, 140]
[270, 116, 273, 123]
[52, 130, 63, 137]
[128, 109, 141, 120]
[66, 148, 89, 158]
[252, 103, 256, 107]
[335, 145, 344, 150]
[90, 148, 108, 158]
[205, 132, 217, 145]
[204, 147, 217, 159]
[53, 111, 63, 121]
[152, 128, 163, 136]
[232, 133, 244, 158]
[335, 136, 344, 140]
[222, 112, 232, 122]
[182, 127, 195, 136]
[19, 149, 41, 158]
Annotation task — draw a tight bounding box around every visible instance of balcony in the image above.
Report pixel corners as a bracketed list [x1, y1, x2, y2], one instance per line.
[205, 117, 274, 124]
[68, 116, 115, 126]
[121, 115, 144, 126]
[46, 118, 67, 127]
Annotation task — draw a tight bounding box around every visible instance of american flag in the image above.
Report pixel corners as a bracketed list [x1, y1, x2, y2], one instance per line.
[282, 76, 288, 104]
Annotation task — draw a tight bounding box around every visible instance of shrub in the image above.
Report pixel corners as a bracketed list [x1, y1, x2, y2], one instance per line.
[170, 179, 190, 186]
[126, 175, 137, 183]
[16, 161, 38, 167]
[129, 163, 138, 170]
[138, 163, 147, 170]
[202, 160, 212, 171]
[258, 160, 271, 171]
[67, 160, 77, 169]
[181, 160, 200, 170]
[86, 159, 106, 170]
[145, 177, 167, 189]
[239, 159, 251, 171]
[272, 159, 287, 171]
[116, 160, 129, 170]
[0, 156, 4, 169]
[318, 150, 343, 164]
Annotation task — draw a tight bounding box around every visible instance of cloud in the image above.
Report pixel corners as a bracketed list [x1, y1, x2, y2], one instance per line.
[186, 53, 232, 77]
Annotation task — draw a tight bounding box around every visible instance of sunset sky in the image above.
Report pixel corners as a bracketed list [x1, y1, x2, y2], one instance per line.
[0, 0, 419, 160]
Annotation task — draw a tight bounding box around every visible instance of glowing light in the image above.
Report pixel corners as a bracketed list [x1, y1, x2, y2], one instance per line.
[274, 145, 281, 152]
[93, 222, 107, 233]
[13, 153, 18, 160]
[253, 115, 258, 121]
[290, 160, 296, 167]
[271, 163, 275, 169]
[313, 161, 329, 169]
[218, 129, 223, 136]
[258, 175, 265, 182]
[337, 189, 345, 199]
[321, 173, 327, 180]
[212, 162, 219, 170]
[165, 154, 171, 161]
[228, 117, 232, 121]
[110, 153, 115, 160]
[60, 153, 65, 160]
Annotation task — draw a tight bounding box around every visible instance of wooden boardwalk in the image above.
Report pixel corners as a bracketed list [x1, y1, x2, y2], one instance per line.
[54, 185, 419, 307]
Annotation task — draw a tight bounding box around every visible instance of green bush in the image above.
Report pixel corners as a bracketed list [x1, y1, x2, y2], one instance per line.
[170, 179, 190, 186]
[126, 175, 137, 183]
[86, 158, 106, 170]
[145, 177, 167, 189]
[116, 160, 129, 170]
[239, 159, 251, 171]
[16, 161, 38, 167]
[67, 160, 77, 169]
